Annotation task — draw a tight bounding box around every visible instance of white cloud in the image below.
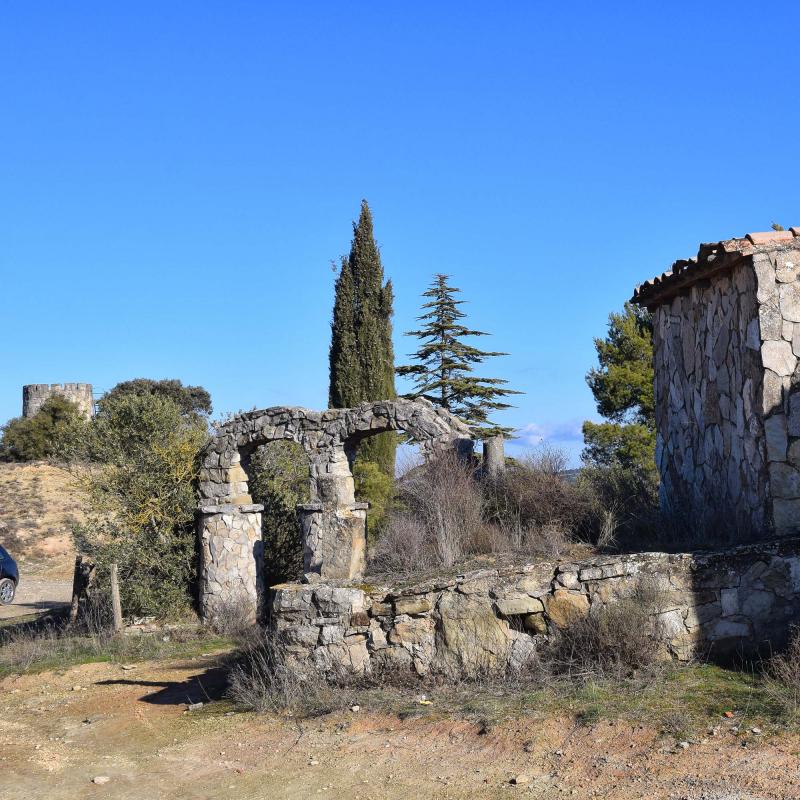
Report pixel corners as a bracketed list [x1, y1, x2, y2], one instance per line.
[511, 420, 585, 448]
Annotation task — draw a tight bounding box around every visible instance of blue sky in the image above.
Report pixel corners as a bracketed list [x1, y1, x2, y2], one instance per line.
[1, 2, 797, 464]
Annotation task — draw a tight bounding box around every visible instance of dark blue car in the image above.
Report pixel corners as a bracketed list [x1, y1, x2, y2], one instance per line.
[0, 545, 18, 604]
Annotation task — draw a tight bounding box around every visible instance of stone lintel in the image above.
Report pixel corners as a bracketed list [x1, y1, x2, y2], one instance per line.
[197, 503, 264, 515]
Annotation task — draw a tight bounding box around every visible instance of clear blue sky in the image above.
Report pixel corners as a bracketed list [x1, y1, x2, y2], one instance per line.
[1, 2, 797, 464]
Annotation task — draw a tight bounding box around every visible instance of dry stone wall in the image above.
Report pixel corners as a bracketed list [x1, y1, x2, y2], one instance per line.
[268, 538, 800, 678]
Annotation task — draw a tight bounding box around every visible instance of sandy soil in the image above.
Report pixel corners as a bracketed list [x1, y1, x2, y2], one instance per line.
[1, 653, 800, 800]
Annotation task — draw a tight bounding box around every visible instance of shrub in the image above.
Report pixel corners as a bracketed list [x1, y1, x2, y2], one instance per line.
[765, 628, 800, 720]
[226, 628, 352, 715]
[71, 392, 208, 619]
[372, 451, 484, 573]
[0, 396, 87, 462]
[482, 448, 596, 550]
[248, 441, 309, 586]
[540, 581, 664, 681]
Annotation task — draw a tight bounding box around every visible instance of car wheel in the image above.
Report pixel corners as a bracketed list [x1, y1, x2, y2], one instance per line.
[0, 578, 15, 605]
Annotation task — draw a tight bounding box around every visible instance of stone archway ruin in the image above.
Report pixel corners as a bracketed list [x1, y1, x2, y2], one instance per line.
[197, 398, 473, 621]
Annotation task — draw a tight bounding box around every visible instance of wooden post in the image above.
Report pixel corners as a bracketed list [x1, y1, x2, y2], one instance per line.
[110, 563, 123, 634]
[69, 555, 83, 626]
[69, 555, 96, 626]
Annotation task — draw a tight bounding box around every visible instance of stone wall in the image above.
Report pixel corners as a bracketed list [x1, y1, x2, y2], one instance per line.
[268, 538, 800, 678]
[652, 262, 766, 536]
[752, 246, 800, 532]
[22, 383, 94, 419]
[638, 232, 800, 538]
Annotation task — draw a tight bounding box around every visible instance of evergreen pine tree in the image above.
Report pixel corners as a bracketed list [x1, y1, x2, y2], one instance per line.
[397, 274, 520, 437]
[328, 200, 397, 479]
[582, 302, 656, 474]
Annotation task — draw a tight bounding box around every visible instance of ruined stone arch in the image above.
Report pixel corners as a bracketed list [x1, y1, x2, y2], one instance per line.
[197, 399, 473, 622]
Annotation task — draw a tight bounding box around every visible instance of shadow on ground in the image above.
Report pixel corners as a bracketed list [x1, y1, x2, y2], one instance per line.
[95, 665, 229, 706]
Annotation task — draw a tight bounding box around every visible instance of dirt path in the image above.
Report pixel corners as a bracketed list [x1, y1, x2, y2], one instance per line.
[2, 654, 800, 800]
[0, 577, 72, 622]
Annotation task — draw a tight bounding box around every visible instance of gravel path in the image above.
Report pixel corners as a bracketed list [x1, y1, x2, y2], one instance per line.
[0, 577, 72, 621]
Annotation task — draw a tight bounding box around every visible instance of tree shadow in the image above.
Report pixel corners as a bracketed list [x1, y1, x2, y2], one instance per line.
[95, 664, 228, 706]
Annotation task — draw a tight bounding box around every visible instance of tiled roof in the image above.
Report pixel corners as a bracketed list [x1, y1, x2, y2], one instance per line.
[632, 228, 800, 309]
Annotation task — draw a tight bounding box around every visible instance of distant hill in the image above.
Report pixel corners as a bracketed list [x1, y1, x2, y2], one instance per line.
[0, 462, 83, 579]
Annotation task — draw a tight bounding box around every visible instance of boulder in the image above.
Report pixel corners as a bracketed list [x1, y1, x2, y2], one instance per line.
[432, 591, 514, 678]
[544, 590, 590, 628]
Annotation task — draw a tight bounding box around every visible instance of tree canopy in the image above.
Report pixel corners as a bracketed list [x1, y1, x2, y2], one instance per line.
[0, 396, 87, 462]
[99, 378, 212, 418]
[582, 302, 656, 473]
[397, 274, 520, 438]
[328, 200, 397, 477]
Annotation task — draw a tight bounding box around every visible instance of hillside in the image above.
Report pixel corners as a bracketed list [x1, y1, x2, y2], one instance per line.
[0, 461, 83, 580]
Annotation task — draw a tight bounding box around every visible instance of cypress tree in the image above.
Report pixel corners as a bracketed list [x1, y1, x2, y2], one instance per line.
[397, 274, 520, 437]
[329, 200, 397, 478]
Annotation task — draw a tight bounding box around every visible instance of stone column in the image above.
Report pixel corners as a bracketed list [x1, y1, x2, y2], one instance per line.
[297, 502, 368, 581]
[483, 435, 505, 478]
[197, 503, 264, 624]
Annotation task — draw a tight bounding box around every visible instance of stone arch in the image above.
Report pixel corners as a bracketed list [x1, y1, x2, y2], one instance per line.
[197, 399, 473, 622]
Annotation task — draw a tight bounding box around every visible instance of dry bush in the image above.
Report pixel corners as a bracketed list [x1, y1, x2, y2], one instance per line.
[539, 581, 664, 681]
[206, 593, 257, 638]
[226, 628, 363, 715]
[371, 451, 484, 573]
[765, 628, 800, 720]
[482, 447, 595, 552]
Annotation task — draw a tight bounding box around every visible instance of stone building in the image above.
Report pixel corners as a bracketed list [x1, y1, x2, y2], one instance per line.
[22, 383, 94, 419]
[633, 228, 800, 539]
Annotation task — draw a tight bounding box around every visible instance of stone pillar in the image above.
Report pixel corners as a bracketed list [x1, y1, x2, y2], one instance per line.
[483, 435, 505, 478]
[197, 503, 264, 624]
[297, 502, 368, 581]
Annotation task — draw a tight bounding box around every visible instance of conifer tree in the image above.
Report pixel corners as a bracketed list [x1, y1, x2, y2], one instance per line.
[397, 274, 520, 437]
[582, 302, 656, 474]
[329, 200, 397, 478]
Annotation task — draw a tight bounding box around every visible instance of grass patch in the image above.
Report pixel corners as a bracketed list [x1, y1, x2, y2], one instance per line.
[0, 621, 232, 679]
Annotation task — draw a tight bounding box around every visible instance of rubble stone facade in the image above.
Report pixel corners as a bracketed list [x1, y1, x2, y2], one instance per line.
[633, 229, 800, 539]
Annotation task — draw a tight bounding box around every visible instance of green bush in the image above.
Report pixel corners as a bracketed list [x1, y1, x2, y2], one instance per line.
[248, 441, 309, 586]
[0, 396, 87, 462]
[354, 459, 393, 537]
[72, 391, 208, 618]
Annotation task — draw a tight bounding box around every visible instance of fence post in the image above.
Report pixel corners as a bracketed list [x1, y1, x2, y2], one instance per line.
[110, 563, 123, 634]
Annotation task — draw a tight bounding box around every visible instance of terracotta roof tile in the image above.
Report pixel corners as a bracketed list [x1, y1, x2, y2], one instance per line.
[632, 228, 800, 308]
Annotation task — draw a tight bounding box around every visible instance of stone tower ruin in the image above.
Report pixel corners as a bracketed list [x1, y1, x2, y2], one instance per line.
[633, 228, 800, 540]
[22, 383, 94, 420]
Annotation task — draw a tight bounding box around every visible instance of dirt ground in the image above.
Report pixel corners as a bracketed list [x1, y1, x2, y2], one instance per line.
[0, 576, 72, 621]
[2, 652, 800, 800]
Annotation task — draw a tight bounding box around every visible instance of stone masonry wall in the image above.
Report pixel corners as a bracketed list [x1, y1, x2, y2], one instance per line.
[752, 247, 800, 532]
[653, 262, 766, 537]
[198, 504, 264, 623]
[268, 538, 800, 679]
[22, 383, 94, 419]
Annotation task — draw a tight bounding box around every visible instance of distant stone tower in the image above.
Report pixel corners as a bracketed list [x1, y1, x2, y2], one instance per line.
[22, 383, 94, 420]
